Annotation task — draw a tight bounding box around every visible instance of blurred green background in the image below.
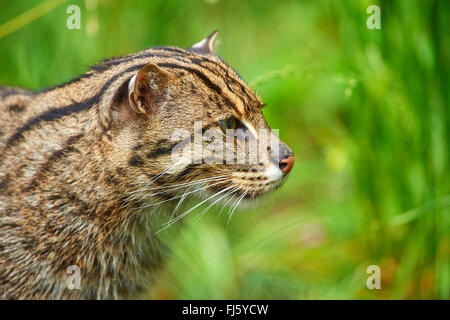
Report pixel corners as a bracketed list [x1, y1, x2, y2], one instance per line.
[0, 0, 448, 299]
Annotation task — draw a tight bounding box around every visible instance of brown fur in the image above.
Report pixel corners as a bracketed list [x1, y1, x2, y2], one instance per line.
[0, 33, 293, 299]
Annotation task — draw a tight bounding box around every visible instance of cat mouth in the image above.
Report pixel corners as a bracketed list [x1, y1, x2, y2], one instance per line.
[205, 172, 287, 202]
[150, 169, 289, 233]
[235, 176, 287, 200]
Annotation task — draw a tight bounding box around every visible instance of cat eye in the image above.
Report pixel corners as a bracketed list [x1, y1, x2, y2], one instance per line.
[218, 118, 237, 132]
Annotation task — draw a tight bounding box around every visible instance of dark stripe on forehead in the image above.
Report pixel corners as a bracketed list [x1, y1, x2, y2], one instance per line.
[190, 58, 237, 97]
[47, 46, 251, 108]
[189, 56, 253, 102]
[158, 62, 241, 115]
[158, 62, 222, 95]
[152, 46, 187, 54]
[153, 46, 253, 103]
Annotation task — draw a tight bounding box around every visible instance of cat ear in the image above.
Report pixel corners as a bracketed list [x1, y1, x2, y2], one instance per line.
[128, 63, 174, 115]
[188, 30, 218, 55]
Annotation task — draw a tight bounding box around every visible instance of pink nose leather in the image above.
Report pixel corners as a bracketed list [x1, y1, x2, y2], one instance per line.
[279, 156, 295, 174]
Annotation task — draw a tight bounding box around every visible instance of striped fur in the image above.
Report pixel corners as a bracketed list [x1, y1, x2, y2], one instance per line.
[0, 33, 293, 299]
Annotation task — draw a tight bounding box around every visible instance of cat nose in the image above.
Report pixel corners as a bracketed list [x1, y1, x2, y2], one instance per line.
[279, 155, 295, 174]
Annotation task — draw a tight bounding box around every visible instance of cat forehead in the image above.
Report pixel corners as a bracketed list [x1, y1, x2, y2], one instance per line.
[162, 48, 263, 116]
[103, 44, 263, 117]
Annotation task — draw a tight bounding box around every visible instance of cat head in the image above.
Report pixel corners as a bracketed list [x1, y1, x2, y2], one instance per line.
[109, 31, 294, 210]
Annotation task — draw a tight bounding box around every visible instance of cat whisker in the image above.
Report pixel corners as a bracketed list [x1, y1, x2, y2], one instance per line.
[144, 174, 231, 191]
[226, 184, 253, 229]
[217, 188, 240, 219]
[170, 188, 189, 221]
[194, 186, 237, 222]
[155, 185, 234, 234]
[151, 176, 230, 196]
[139, 178, 230, 210]
[146, 163, 180, 184]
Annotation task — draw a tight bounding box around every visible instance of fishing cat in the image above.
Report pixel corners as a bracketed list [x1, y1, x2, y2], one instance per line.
[0, 31, 295, 299]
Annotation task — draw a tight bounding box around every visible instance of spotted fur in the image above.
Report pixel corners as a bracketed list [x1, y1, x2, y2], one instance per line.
[0, 32, 294, 299]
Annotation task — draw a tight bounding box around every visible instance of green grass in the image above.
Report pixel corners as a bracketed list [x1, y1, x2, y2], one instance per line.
[1, 0, 448, 299]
